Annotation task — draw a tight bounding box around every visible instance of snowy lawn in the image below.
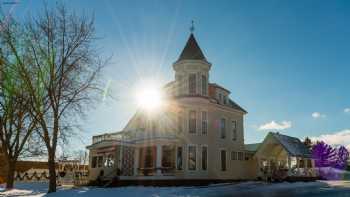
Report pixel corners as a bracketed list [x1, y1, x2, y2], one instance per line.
[2, 181, 350, 197]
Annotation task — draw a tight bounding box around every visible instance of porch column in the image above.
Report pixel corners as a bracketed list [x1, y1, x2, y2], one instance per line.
[156, 144, 162, 175]
[134, 148, 139, 176]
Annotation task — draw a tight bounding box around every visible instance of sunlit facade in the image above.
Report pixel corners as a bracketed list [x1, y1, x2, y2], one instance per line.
[87, 33, 316, 183]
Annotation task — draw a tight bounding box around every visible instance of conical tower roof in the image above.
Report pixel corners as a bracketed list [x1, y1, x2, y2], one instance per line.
[178, 33, 207, 61]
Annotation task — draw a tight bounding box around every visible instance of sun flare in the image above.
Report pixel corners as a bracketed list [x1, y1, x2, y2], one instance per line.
[135, 81, 164, 112]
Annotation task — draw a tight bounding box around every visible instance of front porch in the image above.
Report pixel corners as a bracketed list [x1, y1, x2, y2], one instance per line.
[133, 144, 177, 177]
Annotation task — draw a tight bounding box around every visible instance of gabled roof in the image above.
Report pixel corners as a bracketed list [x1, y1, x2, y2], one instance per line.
[269, 132, 311, 158]
[178, 33, 207, 61]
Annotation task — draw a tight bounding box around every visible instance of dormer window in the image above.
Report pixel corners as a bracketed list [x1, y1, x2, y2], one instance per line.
[223, 95, 227, 105]
[189, 74, 196, 95]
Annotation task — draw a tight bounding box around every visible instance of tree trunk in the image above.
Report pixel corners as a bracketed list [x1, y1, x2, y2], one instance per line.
[47, 151, 56, 193]
[6, 160, 16, 190]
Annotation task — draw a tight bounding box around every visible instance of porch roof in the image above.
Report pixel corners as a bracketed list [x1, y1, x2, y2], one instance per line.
[87, 130, 178, 149]
[269, 132, 312, 158]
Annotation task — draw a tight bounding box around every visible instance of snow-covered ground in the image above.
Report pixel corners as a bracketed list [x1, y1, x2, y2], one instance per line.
[2, 181, 350, 197]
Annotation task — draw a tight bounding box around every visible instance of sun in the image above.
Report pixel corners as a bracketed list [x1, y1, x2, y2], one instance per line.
[135, 81, 164, 112]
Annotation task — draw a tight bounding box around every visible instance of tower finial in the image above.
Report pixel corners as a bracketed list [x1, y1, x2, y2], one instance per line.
[190, 20, 195, 33]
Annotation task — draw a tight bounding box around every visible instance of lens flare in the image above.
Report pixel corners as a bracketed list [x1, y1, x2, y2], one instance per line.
[134, 80, 164, 112]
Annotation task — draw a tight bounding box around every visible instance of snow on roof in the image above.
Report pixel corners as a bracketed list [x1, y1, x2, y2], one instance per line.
[270, 132, 312, 158]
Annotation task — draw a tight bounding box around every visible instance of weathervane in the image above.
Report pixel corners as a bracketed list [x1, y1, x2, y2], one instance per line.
[190, 20, 195, 33]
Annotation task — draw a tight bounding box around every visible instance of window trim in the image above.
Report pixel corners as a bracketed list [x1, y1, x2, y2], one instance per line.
[201, 75, 207, 96]
[237, 151, 244, 161]
[187, 144, 197, 171]
[189, 74, 196, 95]
[201, 111, 208, 135]
[220, 149, 227, 171]
[231, 151, 237, 161]
[231, 120, 237, 141]
[177, 111, 183, 134]
[176, 146, 183, 170]
[201, 145, 208, 171]
[220, 118, 226, 139]
[97, 156, 104, 168]
[188, 110, 197, 134]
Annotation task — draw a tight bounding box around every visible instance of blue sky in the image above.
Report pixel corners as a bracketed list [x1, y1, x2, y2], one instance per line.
[2, 0, 350, 151]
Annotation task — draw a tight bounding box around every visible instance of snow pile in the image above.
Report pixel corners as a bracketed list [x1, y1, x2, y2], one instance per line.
[0, 182, 49, 197]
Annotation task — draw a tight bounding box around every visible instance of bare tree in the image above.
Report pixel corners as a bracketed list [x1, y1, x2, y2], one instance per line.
[16, 4, 105, 193]
[0, 17, 37, 189]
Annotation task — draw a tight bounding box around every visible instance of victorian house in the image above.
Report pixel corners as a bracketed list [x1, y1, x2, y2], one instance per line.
[87, 33, 316, 183]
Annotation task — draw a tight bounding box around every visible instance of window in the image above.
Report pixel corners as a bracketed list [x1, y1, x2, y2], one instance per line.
[201, 146, 208, 170]
[176, 147, 183, 170]
[238, 152, 243, 161]
[178, 112, 183, 134]
[97, 156, 103, 168]
[104, 154, 114, 168]
[201, 111, 208, 135]
[223, 95, 227, 104]
[307, 159, 312, 168]
[162, 146, 174, 168]
[232, 120, 237, 141]
[189, 74, 196, 95]
[91, 156, 97, 168]
[221, 150, 227, 171]
[219, 93, 222, 103]
[144, 147, 154, 168]
[220, 118, 226, 139]
[188, 145, 197, 170]
[231, 151, 237, 160]
[201, 75, 207, 95]
[189, 111, 196, 133]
